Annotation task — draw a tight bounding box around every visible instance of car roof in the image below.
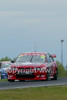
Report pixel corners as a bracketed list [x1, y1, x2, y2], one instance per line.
[19, 52, 47, 56]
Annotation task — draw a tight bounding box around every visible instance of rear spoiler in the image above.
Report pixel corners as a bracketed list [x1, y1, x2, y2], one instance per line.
[50, 55, 56, 58]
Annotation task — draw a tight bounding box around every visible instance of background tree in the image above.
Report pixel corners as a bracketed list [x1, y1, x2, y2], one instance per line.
[0, 56, 11, 61]
[56, 61, 67, 78]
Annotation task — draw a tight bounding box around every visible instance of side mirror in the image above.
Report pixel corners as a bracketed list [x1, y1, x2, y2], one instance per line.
[11, 60, 15, 63]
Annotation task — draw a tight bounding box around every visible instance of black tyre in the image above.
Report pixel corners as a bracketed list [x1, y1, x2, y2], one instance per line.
[46, 72, 50, 81]
[8, 79, 15, 82]
[53, 68, 58, 80]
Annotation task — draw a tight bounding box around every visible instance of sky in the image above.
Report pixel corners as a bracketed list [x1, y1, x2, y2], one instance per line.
[0, 0, 67, 66]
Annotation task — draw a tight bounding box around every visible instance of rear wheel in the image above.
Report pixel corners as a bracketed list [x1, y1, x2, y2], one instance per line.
[53, 68, 58, 80]
[46, 72, 50, 81]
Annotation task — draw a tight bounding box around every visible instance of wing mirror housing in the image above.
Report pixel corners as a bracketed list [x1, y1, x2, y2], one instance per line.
[11, 60, 15, 63]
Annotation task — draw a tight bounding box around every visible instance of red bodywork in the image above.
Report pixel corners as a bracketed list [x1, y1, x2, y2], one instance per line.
[7, 52, 58, 81]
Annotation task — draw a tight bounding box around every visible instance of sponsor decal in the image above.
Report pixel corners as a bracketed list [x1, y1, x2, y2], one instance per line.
[7, 67, 51, 74]
[18, 55, 23, 58]
[41, 55, 45, 59]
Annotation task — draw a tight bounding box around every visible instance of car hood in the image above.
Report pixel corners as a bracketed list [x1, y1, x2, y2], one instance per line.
[11, 62, 47, 68]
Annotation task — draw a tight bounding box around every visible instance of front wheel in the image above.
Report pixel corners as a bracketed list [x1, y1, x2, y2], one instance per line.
[8, 79, 15, 82]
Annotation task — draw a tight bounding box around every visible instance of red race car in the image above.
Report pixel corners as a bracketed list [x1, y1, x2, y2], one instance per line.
[7, 52, 58, 82]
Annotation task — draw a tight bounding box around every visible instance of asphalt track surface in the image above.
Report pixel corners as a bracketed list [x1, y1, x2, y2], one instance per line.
[0, 78, 67, 90]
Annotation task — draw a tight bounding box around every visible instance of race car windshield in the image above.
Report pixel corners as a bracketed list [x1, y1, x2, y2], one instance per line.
[16, 55, 46, 63]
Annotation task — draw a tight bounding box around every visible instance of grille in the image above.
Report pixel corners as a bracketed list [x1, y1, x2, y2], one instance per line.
[16, 74, 35, 78]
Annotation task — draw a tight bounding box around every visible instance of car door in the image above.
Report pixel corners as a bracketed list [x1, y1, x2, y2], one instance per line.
[47, 54, 54, 76]
[49, 55, 56, 76]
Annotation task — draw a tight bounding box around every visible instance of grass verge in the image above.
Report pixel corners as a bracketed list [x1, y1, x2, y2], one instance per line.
[0, 85, 67, 100]
[0, 79, 7, 81]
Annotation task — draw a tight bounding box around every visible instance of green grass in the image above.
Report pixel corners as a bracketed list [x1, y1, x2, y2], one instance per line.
[0, 79, 7, 81]
[0, 85, 67, 100]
